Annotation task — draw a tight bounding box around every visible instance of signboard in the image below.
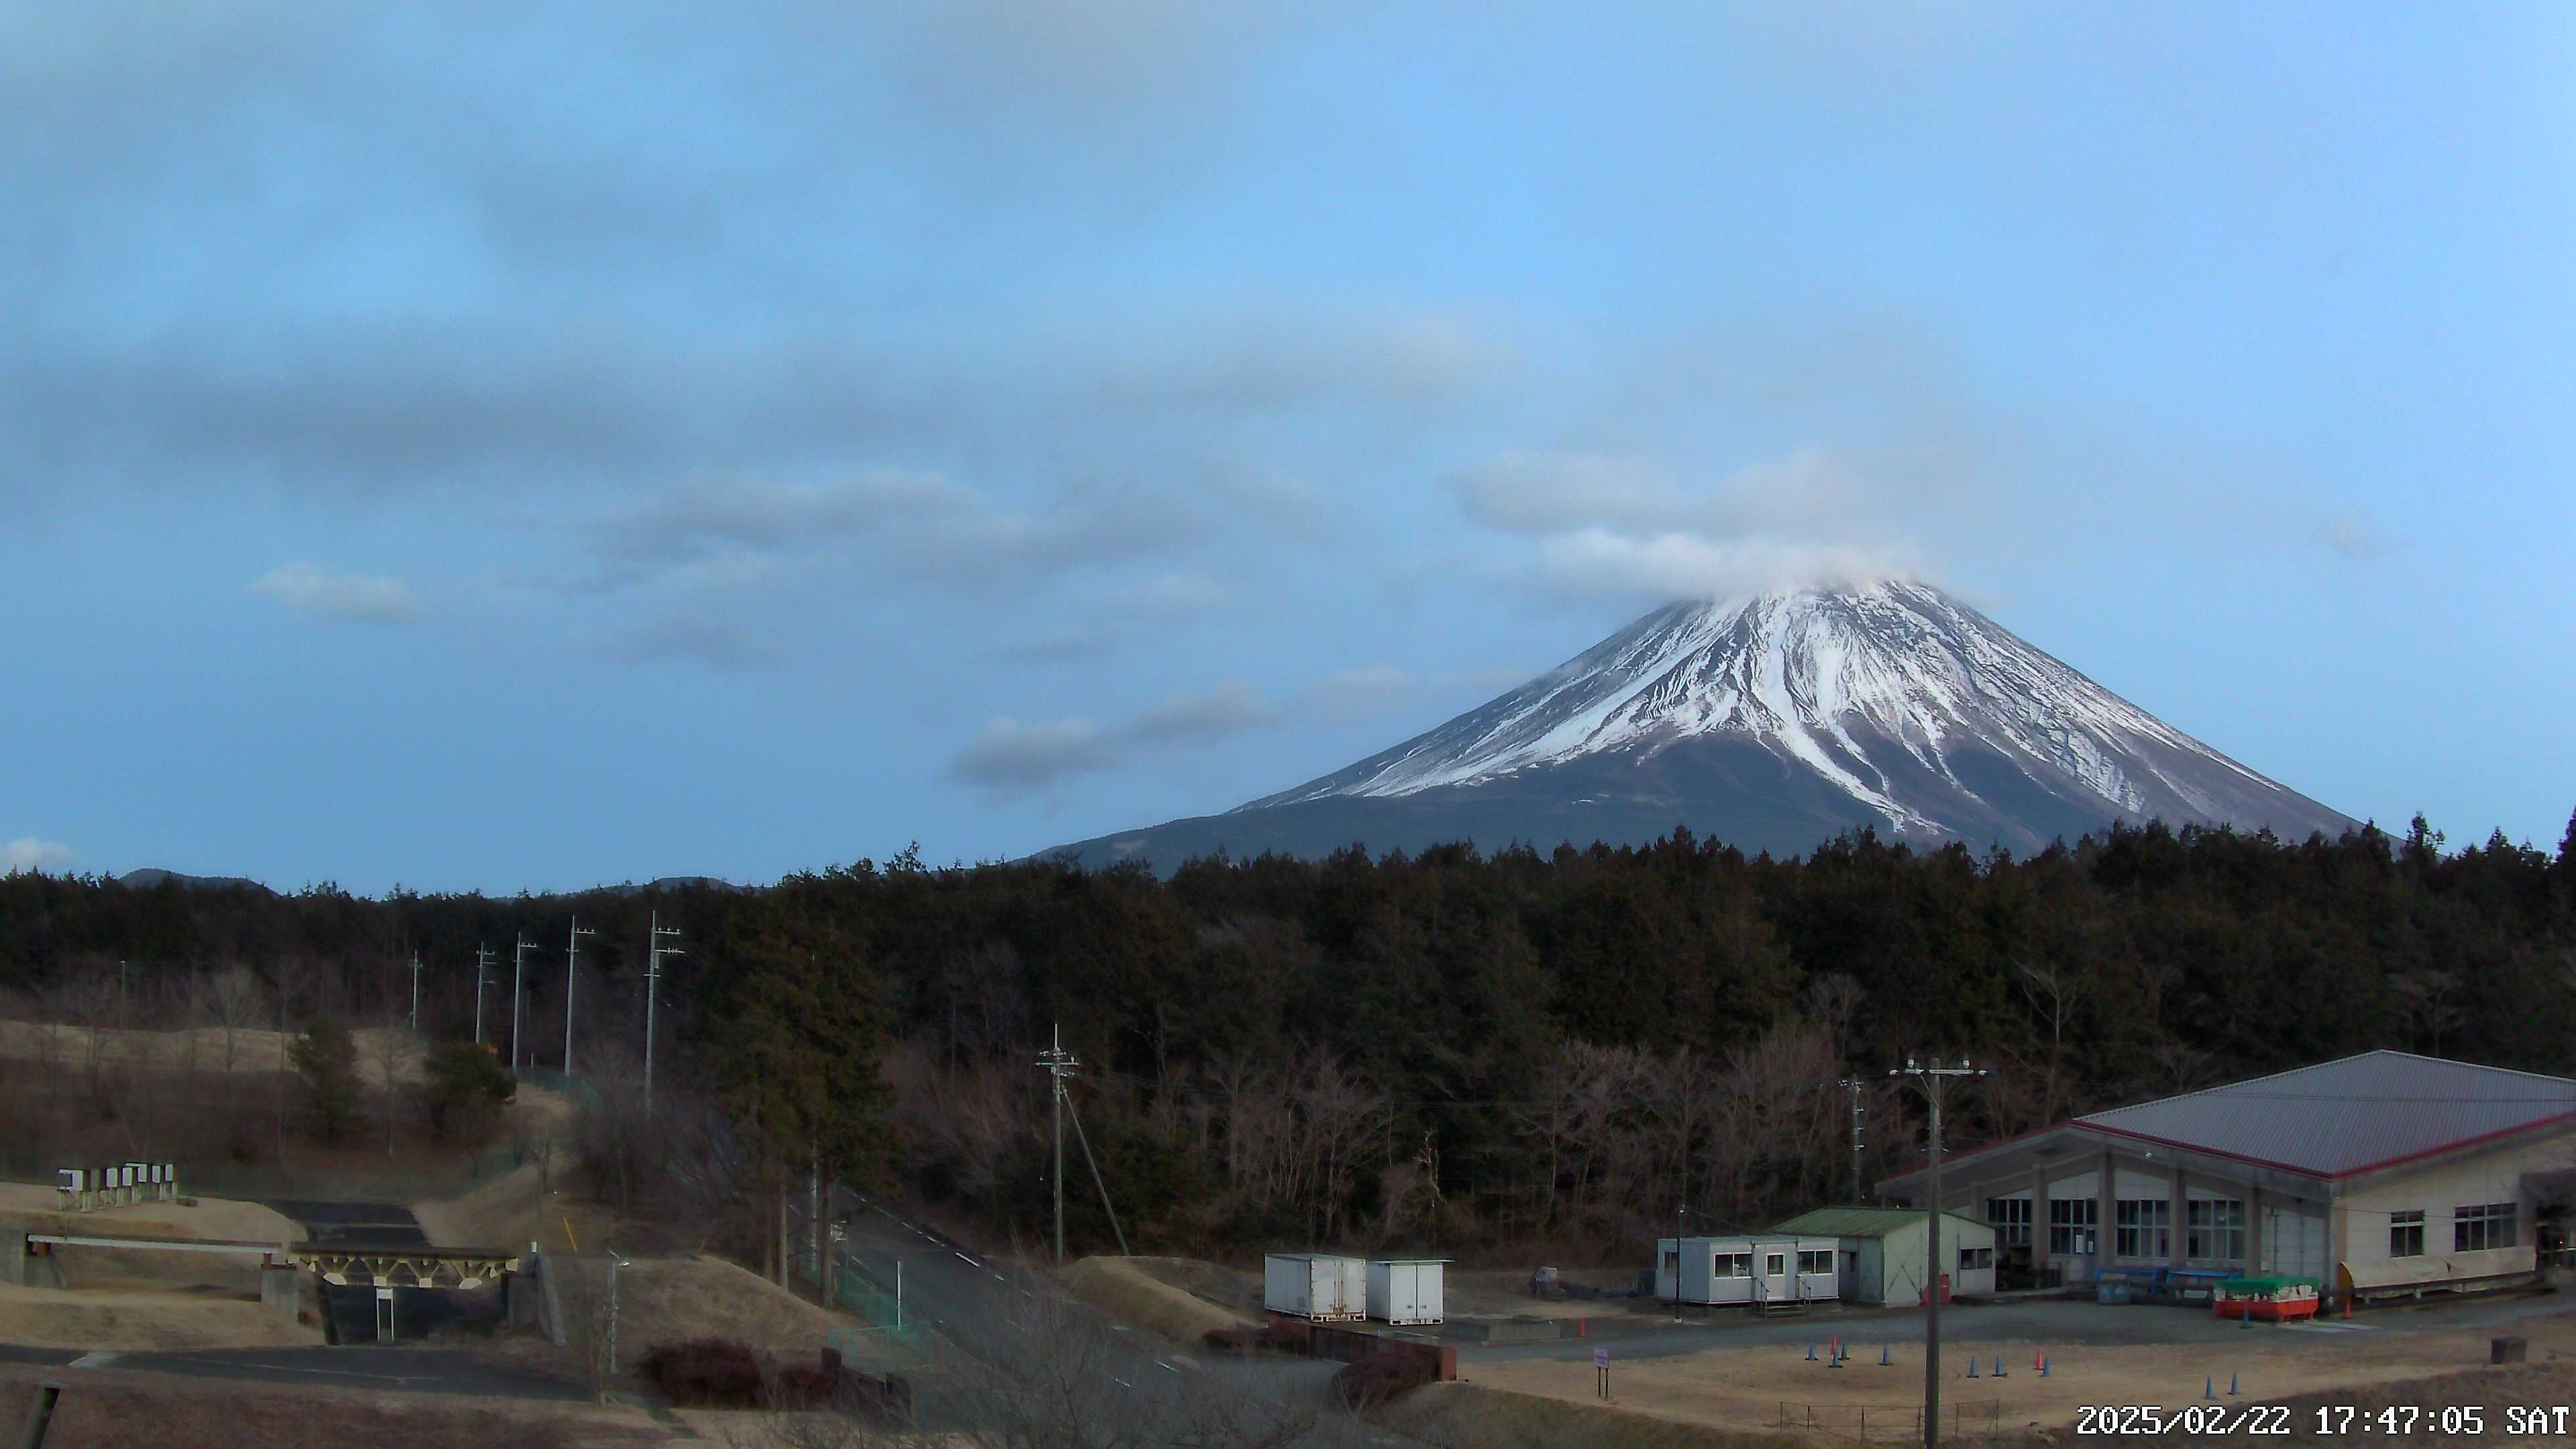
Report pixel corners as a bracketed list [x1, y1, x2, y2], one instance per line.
[1594, 1347, 1610, 1368]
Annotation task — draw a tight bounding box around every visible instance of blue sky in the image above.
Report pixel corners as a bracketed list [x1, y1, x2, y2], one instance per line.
[5, 3, 2571, 893]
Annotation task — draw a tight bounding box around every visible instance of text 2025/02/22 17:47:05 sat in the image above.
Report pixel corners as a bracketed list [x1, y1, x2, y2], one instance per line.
[2078, 1405, 2572, 1436]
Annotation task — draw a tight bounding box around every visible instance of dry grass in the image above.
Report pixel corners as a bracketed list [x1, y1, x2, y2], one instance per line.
[0, 1281, 321, 1350]
[0, 1018, 427, 1085]
[0, 1181, 301, 1246]
[413, 1159, 553, 1250]
[1063, 1255, 1254, 1346]
[1377, 1381, 1796, 1448]
[1128, 1255, 1265, 1317]
[553, 1253, 855, 1358]
[0, 1365, 613, 1449]
[1472, 1309, 2576, 1439]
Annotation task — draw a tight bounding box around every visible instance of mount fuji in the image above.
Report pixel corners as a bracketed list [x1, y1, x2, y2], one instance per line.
[1042, 580, 2356, 871]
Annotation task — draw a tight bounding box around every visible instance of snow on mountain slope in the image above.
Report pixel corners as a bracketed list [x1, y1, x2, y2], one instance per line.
[1236, 580, 2343, 844]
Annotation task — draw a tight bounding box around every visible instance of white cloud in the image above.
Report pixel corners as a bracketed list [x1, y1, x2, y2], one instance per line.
[609, 617, 788, 671]
[1532, 529, 1915, 602]
[1122, 679, 1270, 744]
[945, 717, 1121, 792]
[3, 837, 76, 874]
[1448, 445, 1935, 602]
[947, 663, 1543, 793]
[248, 562, 427, 623]
[2318, 506, 2394, 559]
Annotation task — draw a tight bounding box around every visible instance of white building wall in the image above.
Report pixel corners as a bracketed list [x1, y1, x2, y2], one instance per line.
[2338, 1134, 2571, 1291]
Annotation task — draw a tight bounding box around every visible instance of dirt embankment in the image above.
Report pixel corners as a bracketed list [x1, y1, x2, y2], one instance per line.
[1064, 1256, 1256, 1345]
[0, 1184, 321, 1350]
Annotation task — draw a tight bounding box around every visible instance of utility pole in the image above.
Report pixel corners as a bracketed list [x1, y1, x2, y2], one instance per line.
[1672, 1204, 1690, 1323]
[1036, 1024, 1079, 1267]
[1891, 1057, 1988, 1449]
[564, 917, 596, 1075]
[409, 951, 423, 1034]
[1839, 1077, 1868, 1203]
[643, 912, 684, 1112]
[473, 943, 496, 1045]
[511, 934, 537, 1074]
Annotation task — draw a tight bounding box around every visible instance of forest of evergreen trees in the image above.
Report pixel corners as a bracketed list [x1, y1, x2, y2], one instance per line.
[3, 812, 2571, 1263]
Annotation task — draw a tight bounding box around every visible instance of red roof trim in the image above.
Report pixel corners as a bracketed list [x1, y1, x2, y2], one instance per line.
[2076, 1122, 2328, 1178]
[2326, 1109, 2576, 1181]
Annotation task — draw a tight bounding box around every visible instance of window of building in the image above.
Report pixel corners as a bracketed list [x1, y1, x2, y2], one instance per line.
[1958, 1245, 1994, 1270]
[2389, 1210, 2424, 1258]
[1798, 1250, 1832, 1275]
[1986, 1197, 2032, 1246]
[1766, 1253, 1786, 1277]
[2455, 1203, 2518, 1252]
[1713, 1252, 1750, 1278]
[2048, 1198, 2098, 1256]
[2186, 1200, 2246, 1261]
[2116, 1199, 2172, 1259]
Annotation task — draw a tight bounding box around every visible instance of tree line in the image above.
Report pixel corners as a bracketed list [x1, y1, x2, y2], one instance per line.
[3, 812, 2572, 1263]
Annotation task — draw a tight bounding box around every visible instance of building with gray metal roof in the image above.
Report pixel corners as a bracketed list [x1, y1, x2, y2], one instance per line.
[1878, 1051, 2576, 1303]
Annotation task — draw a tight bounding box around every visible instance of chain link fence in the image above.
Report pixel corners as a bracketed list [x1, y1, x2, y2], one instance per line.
[1776, 1399, 2003, 1443]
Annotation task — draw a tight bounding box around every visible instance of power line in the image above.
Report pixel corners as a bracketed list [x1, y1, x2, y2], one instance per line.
[1037, 1024, 1079, 1268]
[644, 912, 684, 1113]
[564, 916, 596, 1075]
[473, 942, 496, 1046]
[511, 933, 538, 1075]
[1892, 1055, 1989, 1449]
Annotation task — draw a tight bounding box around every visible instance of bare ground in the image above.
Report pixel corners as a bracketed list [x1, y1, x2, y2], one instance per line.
[1470, 1308, 2576, 1440]
[0, 1363, 649, 1449]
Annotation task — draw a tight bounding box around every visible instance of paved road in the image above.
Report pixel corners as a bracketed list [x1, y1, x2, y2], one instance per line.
[1461, 1289, 2576, 1364]
[264, 1200, 430, 1249]
[828, 1190, 1382, 1444]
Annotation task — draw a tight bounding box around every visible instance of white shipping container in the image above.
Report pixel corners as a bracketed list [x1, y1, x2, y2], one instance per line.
[1263, 1253, 1366, 1321]
[1366, 1259, 1448, 1325]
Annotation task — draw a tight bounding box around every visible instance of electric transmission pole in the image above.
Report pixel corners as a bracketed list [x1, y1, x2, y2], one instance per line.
[643, 912, 684, 1112]
[1036, 1024, 1079, 1267]
[409, 951, 423, 1034]
[511, 934, 537, 1075]
[1839, 1076, 1868, 1203]
[1891, 1056, 1988, 1449]
[564, 917, 596, 1075]
[473, 943, 496, 1045]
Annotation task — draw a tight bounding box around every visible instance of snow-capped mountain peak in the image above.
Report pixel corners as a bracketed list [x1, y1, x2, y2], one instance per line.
[1046, 580, 2353, 871]
[1238, 580, 2326, 844]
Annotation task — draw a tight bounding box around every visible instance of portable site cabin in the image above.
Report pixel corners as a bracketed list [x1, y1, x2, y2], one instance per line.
[1654, 1235, 1838, 1307]
[1265, 1254, 1366, 1322]
[1771, 1208, 2000, 1305]
[1364, 1259, 1448, 1325]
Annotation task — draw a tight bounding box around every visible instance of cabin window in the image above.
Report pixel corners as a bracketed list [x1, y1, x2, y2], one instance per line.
[2048, 1199, 2098, 1255]
[2388, 1210, 2424, 1258]
[2455, 1203, 2516, 1252]
[2186, 1200, 2245, 1261]
[1957, 1246, 1994, 1270]
[1713, 1252, 1751, 1277]
[1797, 1250, 1832, 1275]
[1986, 1197, 2032, 1246]
[2116, 1199, 2171, 1259]
[1766, 1253, 1785, 1277]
